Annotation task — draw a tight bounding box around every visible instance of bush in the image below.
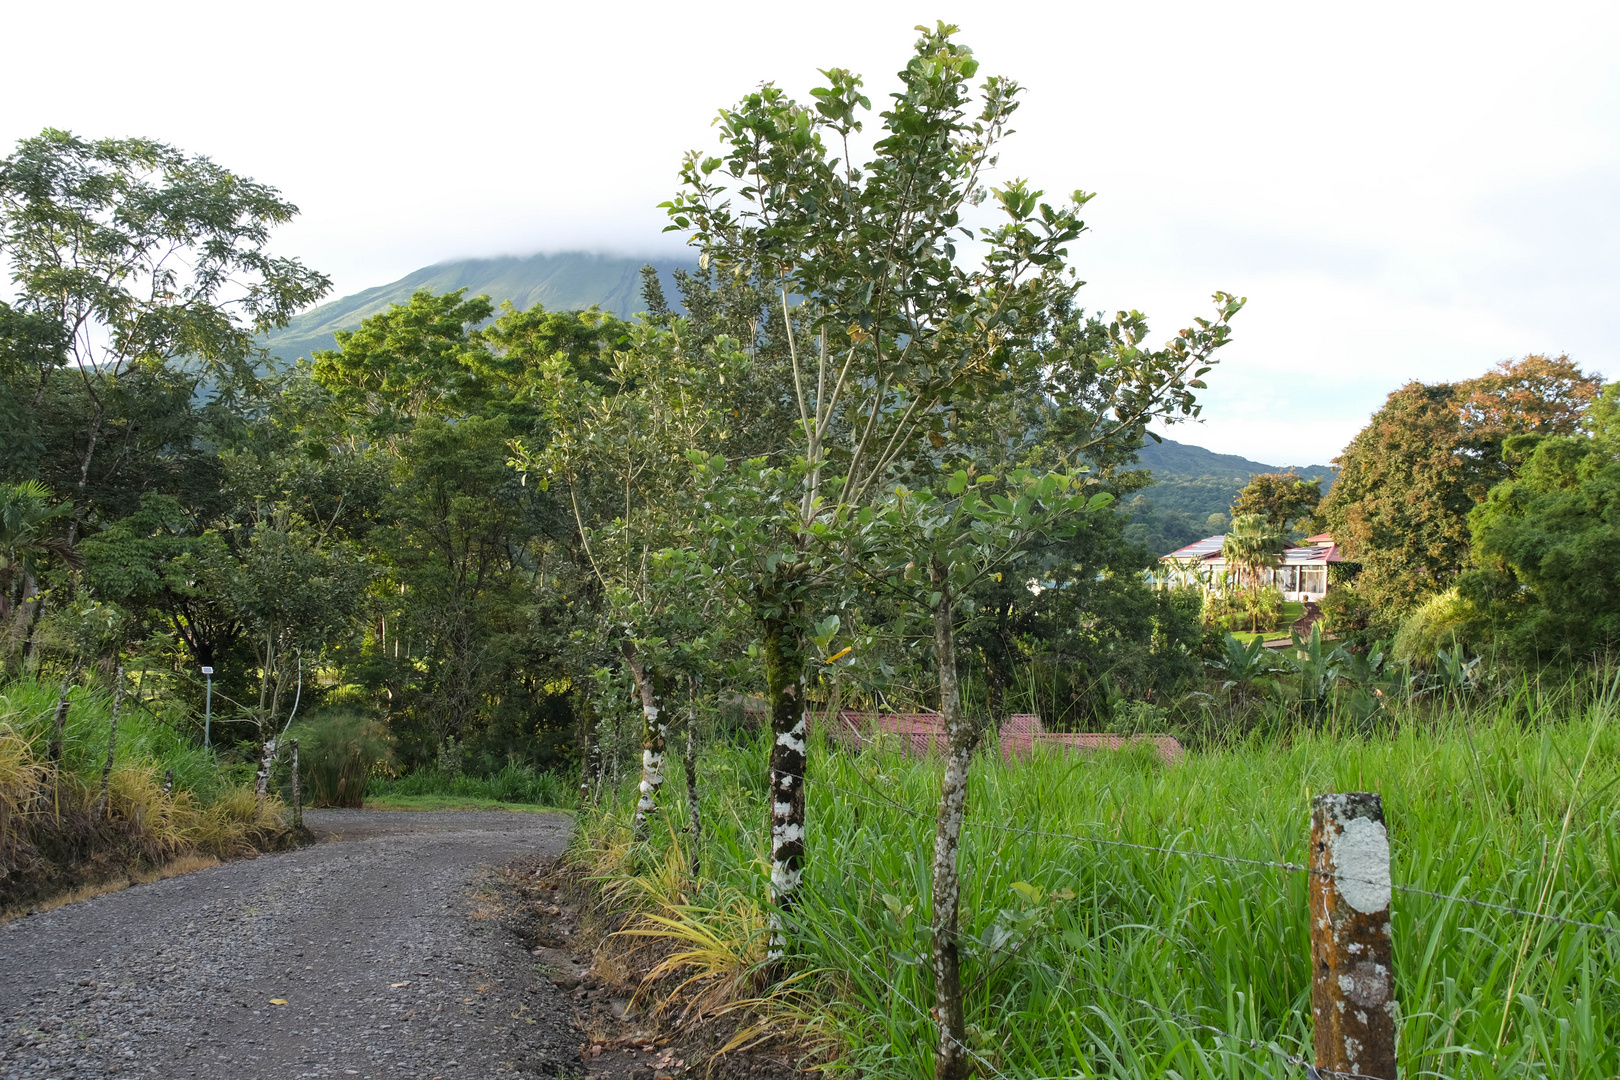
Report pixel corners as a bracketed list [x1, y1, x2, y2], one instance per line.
[1318, 582, 1373, 642]
[286, 709, 393, 808]
[1392, 588, 1488, 665]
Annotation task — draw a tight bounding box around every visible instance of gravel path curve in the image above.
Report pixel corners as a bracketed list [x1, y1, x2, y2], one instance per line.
[0, 809, 579, 1080]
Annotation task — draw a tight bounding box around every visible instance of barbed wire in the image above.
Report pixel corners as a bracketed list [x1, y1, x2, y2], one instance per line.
[795, 859, 1415, 1080]
[799, 771, 1620, 938]
[946, 926, 1456, 1080]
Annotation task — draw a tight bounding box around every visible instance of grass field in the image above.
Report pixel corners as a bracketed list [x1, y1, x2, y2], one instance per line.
[578, 679, 1620, 1078]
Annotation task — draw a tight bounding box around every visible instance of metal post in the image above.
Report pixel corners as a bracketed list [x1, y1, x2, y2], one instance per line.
[1310, 792, 1397, 1080]
[202, 666, 214, 748]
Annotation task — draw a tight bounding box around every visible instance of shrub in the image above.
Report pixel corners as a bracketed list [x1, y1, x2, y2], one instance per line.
[287, 710, 393, 808]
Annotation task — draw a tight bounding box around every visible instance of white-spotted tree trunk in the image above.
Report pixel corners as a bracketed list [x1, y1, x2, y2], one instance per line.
[623, 641, 671, 839]
[929, 559, 972, 1080]
[761, 615, 807, 954]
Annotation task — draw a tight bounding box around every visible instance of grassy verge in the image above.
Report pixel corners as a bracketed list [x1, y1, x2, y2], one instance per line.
[362, 793, 565, 813]
[366, 762, 577, 810]
[576, 680, 1620, 1078]
[1, 675, 295, 913]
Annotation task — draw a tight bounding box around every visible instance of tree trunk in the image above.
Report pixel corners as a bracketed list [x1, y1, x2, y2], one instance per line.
[623, 641, 670, 839]
[761, 614, 807, 955]
[95, 665, 124, 821]
[929, 560, 972, 1080]
[46, 667, 77, 765]
[66, 404, 106, 547]
[684, 677, 702, 875]
[578, 688, 594, 807]
[255, 735, 277, 807]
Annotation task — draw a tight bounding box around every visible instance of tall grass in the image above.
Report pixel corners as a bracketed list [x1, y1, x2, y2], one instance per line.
[0, 675, 292, 910]
[368, 763, 577, 808]
[578, 679, 1620, 1078]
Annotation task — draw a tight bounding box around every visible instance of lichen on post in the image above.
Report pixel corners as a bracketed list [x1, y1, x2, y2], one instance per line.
[1309, 792, 1397, 1080]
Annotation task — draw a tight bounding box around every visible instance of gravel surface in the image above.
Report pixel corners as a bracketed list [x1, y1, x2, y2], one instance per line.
[0, 809, 580, 1080]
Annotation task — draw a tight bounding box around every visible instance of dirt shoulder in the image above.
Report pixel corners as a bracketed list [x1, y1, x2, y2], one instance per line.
[0, 809, 579, 1080]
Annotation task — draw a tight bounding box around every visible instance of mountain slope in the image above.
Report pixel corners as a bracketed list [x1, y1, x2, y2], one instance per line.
[1136, 437, 1334, 485]
[261, 249, 1331, 556]
[263, 251, 696, 362]
[1125, 436, 1338, 555]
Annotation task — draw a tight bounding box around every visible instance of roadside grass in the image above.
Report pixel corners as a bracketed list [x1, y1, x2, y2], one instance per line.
[0, 675, 293, 912]
[363, 792, 565, 813]
[578, 678, 1620, 1078]
[367, 763, 575, 811]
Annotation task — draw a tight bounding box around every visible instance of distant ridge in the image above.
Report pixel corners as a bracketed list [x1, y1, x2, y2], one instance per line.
[1124, 437, 1338, 555]
[1136, 437, 1335, 483]
[263, 251, 697, 363]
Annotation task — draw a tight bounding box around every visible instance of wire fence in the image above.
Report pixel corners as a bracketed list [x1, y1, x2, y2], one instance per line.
[792, 859, 1427, 1080]
[779, 766, 1614, 1078]
[800, 771, 1620, 939]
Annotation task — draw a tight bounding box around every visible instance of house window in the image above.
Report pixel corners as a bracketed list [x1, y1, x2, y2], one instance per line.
[1302, 566, 1327, 595]
[1277, 565, 1299, 591]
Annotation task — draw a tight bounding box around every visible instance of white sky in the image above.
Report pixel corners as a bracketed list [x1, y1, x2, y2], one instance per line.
[5, 0, 1617, 465]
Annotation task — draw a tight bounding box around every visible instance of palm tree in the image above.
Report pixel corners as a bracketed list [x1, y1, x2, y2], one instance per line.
[0, 481, 80, 660]
[1222, 514, 1286, 631]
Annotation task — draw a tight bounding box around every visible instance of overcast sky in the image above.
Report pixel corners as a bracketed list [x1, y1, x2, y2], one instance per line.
[5, 0, 1617, 465]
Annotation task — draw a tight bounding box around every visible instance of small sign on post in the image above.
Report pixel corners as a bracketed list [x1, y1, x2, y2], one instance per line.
[1309, 792, 1397, 1080]
[201, 667, 215, 748]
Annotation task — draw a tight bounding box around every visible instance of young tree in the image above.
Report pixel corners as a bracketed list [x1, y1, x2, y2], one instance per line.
[510, 319, 742, 836]
[670, 24, 1073, 923]
[208, 505, 369, 804]
[849, 469, 1109, 1080]
[0, 129, 330, 543]
[672, 23, 1243, 938]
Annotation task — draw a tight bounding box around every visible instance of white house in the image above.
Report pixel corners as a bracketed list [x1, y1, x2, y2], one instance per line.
[1159, 532, 1342, 603]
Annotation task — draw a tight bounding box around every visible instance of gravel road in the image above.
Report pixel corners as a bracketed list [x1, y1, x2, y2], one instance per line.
[0, 809, 579, 1080]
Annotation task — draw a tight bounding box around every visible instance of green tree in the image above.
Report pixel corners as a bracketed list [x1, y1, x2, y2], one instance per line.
[0, 481, 79, 664]
[0, 129, 330, 542]
[669, 24, 1242, 935]
[847, 468, 1109, 1076]
[511, 319, 743, 837]
[1231, 471, 1321, 535]
[1316, 354, 1598, 630]
[1458, 384, 1620, 661]
[1222, 514, 1285, 591]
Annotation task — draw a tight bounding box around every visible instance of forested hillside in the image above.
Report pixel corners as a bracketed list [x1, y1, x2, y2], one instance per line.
[1123, 437, 1337, 553]
[262, 251, 695, 363]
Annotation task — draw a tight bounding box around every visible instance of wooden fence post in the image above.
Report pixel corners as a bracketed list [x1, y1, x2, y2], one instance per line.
[95, 665, 125, 821]
[1309, 792, 1397, 1080]
[290, 739, 303, 830]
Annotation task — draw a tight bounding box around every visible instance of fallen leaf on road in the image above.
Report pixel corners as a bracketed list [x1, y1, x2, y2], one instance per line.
[269, 999, 287, 1005]
[390, 982, 411, 988]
